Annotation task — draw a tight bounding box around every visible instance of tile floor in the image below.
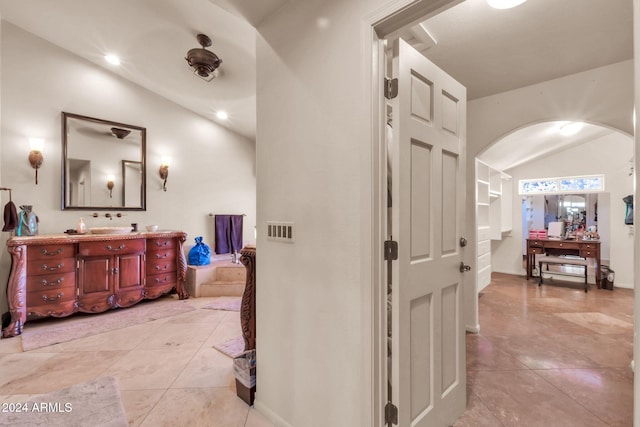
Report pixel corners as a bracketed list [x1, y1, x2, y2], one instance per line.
[455, 272, 634, 427]
[0, 296, 272, 427]
[0, 272, 634, 426]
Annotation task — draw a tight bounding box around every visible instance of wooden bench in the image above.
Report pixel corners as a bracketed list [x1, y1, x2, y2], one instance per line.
[538, 255, 589, 292]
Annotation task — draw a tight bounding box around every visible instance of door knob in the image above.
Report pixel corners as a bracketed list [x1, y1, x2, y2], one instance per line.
[459, 262, 471, 273]
[459, 237, 468, 247]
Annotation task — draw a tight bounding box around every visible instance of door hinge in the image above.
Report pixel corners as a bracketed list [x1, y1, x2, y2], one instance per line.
[384, 78, 398, 100]
[385, 402, 398, 425]
[384, 240, 398, 261]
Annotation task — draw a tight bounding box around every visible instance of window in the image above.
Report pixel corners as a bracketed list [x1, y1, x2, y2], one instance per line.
[518, 175, 604, 195]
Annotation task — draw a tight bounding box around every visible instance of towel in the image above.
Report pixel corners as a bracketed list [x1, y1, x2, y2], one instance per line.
[230, 215, 243, 253]
[214, 215, 244, 254]
[2, 201, 18, 232]
[215, 215, 232, 254]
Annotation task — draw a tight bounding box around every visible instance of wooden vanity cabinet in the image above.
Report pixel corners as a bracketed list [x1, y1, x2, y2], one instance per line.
[2, 231, 188, 338]
[26, 243, 77, 319]
[77, 239, 146, 312]
[146, 237, 178, 299]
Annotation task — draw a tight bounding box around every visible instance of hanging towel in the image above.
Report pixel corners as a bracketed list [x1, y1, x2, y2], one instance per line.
[230, 215, 243, 253]
[214, 215, 232, 254]
[214, 215, 244, 254]
[2, 201, 18, 232]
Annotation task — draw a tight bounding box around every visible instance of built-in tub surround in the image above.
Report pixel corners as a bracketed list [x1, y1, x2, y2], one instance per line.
[2, 231, 188, 338]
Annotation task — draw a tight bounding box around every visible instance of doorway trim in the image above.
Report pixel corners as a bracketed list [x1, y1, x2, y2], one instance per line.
[362, 0, 465, 424]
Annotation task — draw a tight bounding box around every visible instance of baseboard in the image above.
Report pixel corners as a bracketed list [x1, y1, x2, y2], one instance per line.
[254, 400, 294, 427]
[465, 324, 480, 333]
[492, 268, 526, 276]
[613, 282, 633, 289]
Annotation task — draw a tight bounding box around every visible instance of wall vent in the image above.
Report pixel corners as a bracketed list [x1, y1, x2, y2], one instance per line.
[266, 221, 295, 243]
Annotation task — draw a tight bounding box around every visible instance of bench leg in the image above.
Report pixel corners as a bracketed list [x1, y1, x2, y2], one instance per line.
[538, 261, 543, 286]
[584, 265, 588, 293]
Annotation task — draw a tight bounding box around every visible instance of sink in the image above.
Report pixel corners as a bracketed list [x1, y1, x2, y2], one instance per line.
[90, 226, 133, 235]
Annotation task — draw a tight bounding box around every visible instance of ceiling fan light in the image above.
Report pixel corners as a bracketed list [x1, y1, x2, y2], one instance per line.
[487, 0, 527, 9]
[185, 34, 222, 82]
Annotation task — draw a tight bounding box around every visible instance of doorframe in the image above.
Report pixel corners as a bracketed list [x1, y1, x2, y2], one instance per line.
[362, 1, 465, 424]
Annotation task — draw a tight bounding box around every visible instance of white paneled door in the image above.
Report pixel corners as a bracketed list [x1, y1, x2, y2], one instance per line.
[389, 38, 467, 426]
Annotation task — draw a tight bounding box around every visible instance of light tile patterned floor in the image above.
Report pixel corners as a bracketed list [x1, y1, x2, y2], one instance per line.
[0, 296, 271, 427]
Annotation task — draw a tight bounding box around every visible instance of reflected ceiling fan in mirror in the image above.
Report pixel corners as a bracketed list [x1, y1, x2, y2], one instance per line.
[185, 33, 222, 82]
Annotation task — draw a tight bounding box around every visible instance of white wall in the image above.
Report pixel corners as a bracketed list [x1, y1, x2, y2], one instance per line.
[0, 22, 256, 313]
[255, 0, 391, 425]
[491, 132, 634, 287]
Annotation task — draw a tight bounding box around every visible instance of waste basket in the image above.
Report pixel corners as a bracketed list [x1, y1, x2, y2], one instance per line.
[600, 265, 615, 290]
[233, 349, 256, 405]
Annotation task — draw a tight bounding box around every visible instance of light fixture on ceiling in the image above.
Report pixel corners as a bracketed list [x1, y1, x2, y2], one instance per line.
[559, 122, 584, 136]
[185, 34, 222, 82]
[487, 0, 527, 9]
[216, 111, 228, 120]
[104, 54, 120, 66]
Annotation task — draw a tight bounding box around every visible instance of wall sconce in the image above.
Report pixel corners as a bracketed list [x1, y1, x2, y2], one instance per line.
[28, 138, 44, 185]
[159, 156, 171, 192]
[107, 175, 115, 198]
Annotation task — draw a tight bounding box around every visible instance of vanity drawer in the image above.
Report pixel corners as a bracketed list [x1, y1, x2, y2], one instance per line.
[27, 257, 76, 276]
[147, 272, 177, 288]
[148, 249, 176, 262]
[147, 257, 176, 275]
[27, 284, 76, 307]
[528, 247, 544, 254]
[581, 249, 599, 258]
[147, 238, 176, 250]
[28, 244, 75, 261]
[27, 272, 76, 292]
[79, 239, 145, 257]
[548, 241, 580, 250]
[582, 242, 600, 250]
[528, 240, 545, 247]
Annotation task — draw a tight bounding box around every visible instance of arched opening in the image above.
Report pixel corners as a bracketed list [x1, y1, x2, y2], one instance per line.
[476, 121, 633, 291]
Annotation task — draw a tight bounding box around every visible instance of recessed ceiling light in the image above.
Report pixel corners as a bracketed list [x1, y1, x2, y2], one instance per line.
[559, 122, 584, 136]
[104, 54, 120, 66]
[216, 111, 228, 120]
[487, 0, 527, 9]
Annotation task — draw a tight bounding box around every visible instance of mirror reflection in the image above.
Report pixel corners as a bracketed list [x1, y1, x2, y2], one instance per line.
[532, 193, 600, 239]
[62, 112, 146, 210]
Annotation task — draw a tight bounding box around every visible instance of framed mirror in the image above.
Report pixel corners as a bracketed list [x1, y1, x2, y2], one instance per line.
[62, 112, 146, 210]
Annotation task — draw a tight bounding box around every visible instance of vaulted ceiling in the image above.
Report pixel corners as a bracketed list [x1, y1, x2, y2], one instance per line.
[0, 0, 633, 160]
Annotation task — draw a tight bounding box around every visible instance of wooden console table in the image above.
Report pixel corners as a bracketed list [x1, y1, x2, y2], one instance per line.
[2, 231, 188, 338]
[526, 238, 601, 288]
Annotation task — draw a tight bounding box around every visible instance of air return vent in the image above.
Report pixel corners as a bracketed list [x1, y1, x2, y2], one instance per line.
[266, 221, 295, 243]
